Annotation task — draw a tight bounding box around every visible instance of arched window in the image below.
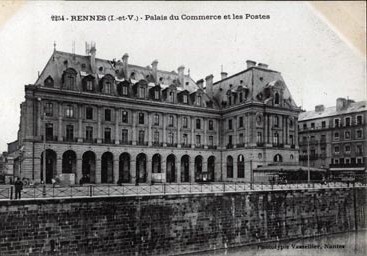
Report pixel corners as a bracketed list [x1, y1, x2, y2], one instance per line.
[237, 155, 245, 178]
[274, 154, 283, 162]
[274, 92, 280, 105]
[227, 156, 233, 178]
[44, 76, 54, 88]
[62, 68, 77, 90]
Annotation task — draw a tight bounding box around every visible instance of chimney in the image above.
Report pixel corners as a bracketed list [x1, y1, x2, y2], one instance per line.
[336, 97, 347, 111]
[196, 79, 204, 90]
[257, 63, 268, 69]
[221, 72, 228, 80]
[246, 60, 256, 69]
[151, 60, 158, 83]
[205, 74, 214, 98]
[178, 65, 185, 87]
[122, 53, 129, 79]
[89, 43, 96, 73]
[315, 104, 325, 112]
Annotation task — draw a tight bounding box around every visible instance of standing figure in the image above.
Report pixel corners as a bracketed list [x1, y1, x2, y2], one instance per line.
[14, 177, 23, 199]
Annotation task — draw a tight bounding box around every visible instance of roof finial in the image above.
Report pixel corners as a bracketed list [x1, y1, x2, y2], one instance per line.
[188, 68, 190, 77]
[53, 41, 56, 52]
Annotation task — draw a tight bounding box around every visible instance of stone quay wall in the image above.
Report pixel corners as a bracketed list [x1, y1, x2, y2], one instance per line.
[0, 188, 366, 256]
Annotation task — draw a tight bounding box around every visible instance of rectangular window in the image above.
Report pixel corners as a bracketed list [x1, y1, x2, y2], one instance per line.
[154, 90, 160, 100]
[239, 117, 244, 128]
[228, 119, 233, 130]
[345, 145, 351, 153]
[86, 80, 93, 91]
[183, 134, 188, 145]
[122, 111, 128, 123]
[345, 117, 351, 126]
[138, 130, 145, 144]
[356, 130, 363, 138]
[154, 114, 159, 125]
[45, 123, 53, 140]
[196, 119, 201, 129]
[345, 131, 350, 139]
[183, 117, 188, 128]
[273, 132, 279, 144]
[196, 135, 201, 146]
[168, 91, 174, 102]
[139, 87, 146, 98]
[334, 132, 339, 140]
[168, 132, 174, 144]
[44, 103, 53, 117]
[356, 145, 363, 155]
[197, 96, 201, 106]
[303, 123, 307, 129]
[86, 126, 93, 142]
[257, 132, 262, 143]
[357, 115, 363, 125]
[66, 125, 74, 141]
[289, 134, 294, 145]
[208, 120, 214, 130]
[334, 119, 340, 127]
[121, 129, 128, 143]
[311, 123, 315, 129]
[168, 115, 174, 127]
[105, 109, 111, 121]
[138, 113, 145, 124]
[228, 135, 232, 145]
[65, 105, 74, 118]
[183, 94, 188, 104]
[104, 128, 111, 143]
[321, 121, 326, 128]
[239, 133, 244, 144]
[86, 107, 93, 120]
[334, 146, 340, 154]
[321, 134, 326, 142]
[153, 131, 159, 144]
[122, 86, 128, 96]
[105, 82, 111, 94]
[209, 136, 214, 146]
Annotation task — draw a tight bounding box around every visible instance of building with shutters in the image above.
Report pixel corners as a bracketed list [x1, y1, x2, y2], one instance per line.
[14, 44, 301, 184]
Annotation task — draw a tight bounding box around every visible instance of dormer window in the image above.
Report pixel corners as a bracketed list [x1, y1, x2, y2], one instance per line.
[274, 92, 280, 105]
[63, 68, 77, 90]
[183, 94, 188, 104]
[86, 80, 93, 91]
[105, 81, 112, 94]
[154, 90, 160, 100]
[168, 91, 174, 102]
[139, 87, 146, 98]
[44, 76, 54, 88]
[197, 95, 202, 106]
[239, 92, 243, 103]
[122, 86, 128, 96]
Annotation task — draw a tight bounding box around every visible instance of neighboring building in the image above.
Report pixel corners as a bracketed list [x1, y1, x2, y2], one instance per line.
[14, 44, 301, 184]
[298, 98, 367, 179]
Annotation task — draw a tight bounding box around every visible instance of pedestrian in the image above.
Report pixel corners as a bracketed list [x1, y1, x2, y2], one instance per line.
[14, 177, 23, 199]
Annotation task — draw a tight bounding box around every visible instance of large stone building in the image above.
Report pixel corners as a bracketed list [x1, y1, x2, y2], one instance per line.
[298, 98, 367, 179]
[15, 44, 301, 184]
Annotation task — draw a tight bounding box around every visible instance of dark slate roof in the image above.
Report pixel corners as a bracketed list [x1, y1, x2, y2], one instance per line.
[299, 101, 367, 121]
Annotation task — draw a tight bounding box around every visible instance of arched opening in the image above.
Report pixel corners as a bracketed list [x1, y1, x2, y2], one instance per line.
[227, 156, 233, 178]
[194, 156, 203, 182]
[274, 154, 283, 163]
[152, 154, 161, 173]
[101, 152, 114, 183]
[82, 151, 96, 183]
[166, 154, 176, 183]
[181, 155, 190, 182]
[274, 92, 280, 104]
[119, 153, 130, 183]
[40, 149, 57, 184]
[62, 150, 76, 174]
[237, 155, 245, 178]
[207, 156, 215, 182]
[136, 153, 147, 184]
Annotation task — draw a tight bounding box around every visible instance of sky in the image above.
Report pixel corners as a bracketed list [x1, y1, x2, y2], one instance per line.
[0, 1, 365, 152]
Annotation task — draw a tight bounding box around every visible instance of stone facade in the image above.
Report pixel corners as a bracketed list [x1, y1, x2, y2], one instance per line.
[16, 46, 301, 184]
[298, 98, 367, 179]
[0, 188, 365, 255]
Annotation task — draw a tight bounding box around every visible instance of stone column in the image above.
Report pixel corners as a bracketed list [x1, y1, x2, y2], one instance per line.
[190, 159, 195, 183]
[95, 157, 101, 183]
[56, 157, 62, 177]
[115, 108, 120, 145]
[191, 117, 195, 148]
[76, 158, 82, 184]
[146, 159, 152, 184]
[176, 159, 181, 183]
[161, 158, 166, 183]
[97, 107, 102, 143]
[163, 114, 167, 147]
[78, 105, 83, 142]
[132, 111, 137, 145]
[148, 113, 152, 146]
[113, 159, 119, 184]
[130, 159, 136, 184]
[177, 115, 181, 148]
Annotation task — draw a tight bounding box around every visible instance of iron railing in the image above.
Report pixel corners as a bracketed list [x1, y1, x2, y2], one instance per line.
[1, 181, 365, 201]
